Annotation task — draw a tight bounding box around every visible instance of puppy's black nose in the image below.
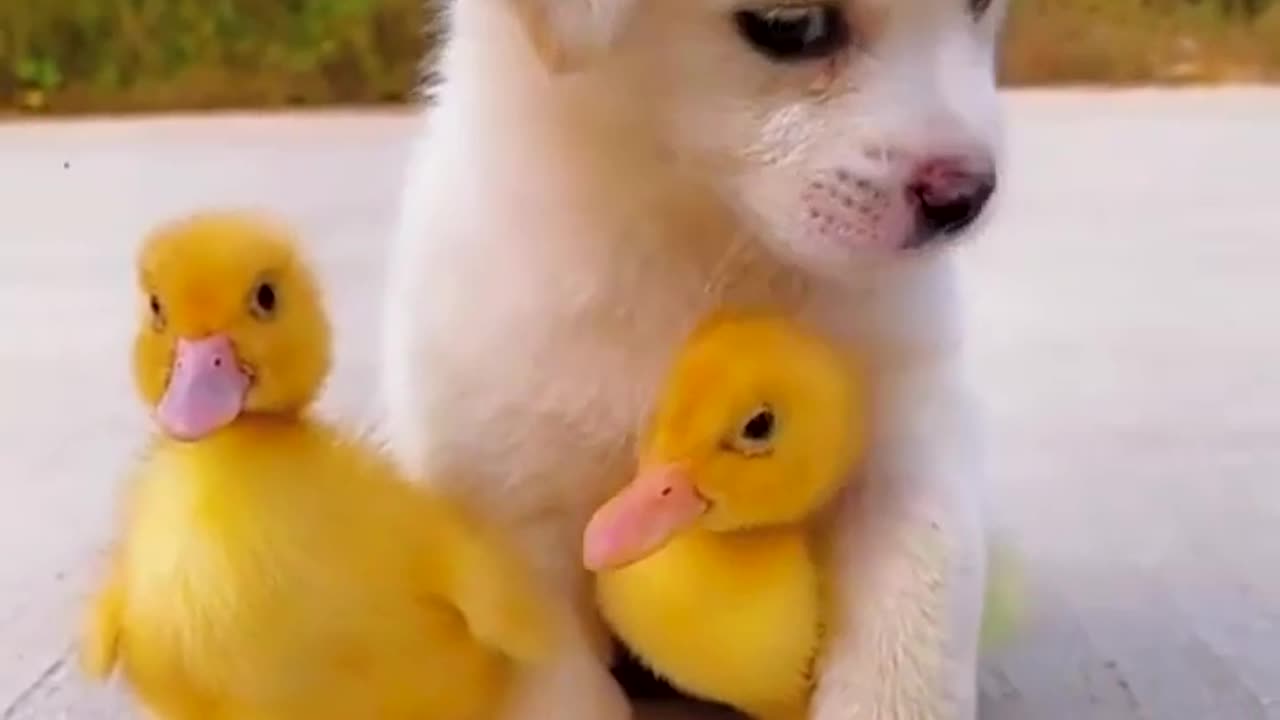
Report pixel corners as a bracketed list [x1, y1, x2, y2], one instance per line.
[907, 157, 997, 247]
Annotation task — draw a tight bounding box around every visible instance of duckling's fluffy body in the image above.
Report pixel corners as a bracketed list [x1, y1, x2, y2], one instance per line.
[597, 528, 821, 720]
[106, 421, 516, 720]
[82, 212, 546, 720]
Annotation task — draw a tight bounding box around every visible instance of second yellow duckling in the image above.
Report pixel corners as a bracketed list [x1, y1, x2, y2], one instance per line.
[81, 211, 550, 720]
[583, 312, 869, 720]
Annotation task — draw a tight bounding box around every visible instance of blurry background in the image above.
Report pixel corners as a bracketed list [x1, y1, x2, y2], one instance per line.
[2, 0, 1280, 114]
[2, 2, 1278, 720]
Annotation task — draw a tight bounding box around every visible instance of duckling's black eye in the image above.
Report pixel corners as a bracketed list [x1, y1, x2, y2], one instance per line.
[148, 294, 165, 331]
[741, 408, 776, 441]
[250, 282, 277, 319]
[727, 406, 777, 457]
[733, 4, 850, 62]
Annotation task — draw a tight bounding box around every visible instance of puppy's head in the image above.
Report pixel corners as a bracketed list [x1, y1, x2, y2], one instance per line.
[507, 0, 1005, 276]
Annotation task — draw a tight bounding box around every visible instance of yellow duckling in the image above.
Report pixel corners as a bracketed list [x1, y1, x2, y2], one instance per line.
[81, 211, 550, 720]
[583, 313, 869, 720]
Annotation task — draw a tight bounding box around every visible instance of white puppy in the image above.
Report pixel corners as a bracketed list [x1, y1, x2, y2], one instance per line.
[383, 0, 1006, 718]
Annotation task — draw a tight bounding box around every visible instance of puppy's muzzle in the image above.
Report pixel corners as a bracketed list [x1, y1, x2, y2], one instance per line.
[802, 151, 997, 256]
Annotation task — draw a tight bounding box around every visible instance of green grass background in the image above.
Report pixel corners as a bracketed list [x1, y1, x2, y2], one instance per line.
[2, 0, 1278, 115]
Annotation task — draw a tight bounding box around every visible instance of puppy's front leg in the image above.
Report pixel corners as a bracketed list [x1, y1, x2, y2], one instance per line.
[811, 362, 987, 720]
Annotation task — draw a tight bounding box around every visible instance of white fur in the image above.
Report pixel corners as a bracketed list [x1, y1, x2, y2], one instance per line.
[383, 0, 1006, 717]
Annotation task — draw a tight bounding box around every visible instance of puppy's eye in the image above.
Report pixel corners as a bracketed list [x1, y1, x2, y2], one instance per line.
[733, 4, 850, 62]
[969, 0, 993, 18]
[250, 282, 277, 320]
[728, 406, 777, 457]
[148, 294, 165, 331]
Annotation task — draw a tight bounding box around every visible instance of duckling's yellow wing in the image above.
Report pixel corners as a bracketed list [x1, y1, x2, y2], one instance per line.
[413, 498, 554, 665]
[79, 571, 122, 680]
[81, 469, 147, 683]
[310, 426, 554, 667]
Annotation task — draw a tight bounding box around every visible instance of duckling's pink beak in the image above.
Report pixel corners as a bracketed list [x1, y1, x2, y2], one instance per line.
[582, 464, 708, 571]
[155, 334, 250, 442]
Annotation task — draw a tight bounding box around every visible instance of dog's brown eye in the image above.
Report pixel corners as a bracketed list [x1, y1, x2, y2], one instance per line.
[733, 4, 850, 62]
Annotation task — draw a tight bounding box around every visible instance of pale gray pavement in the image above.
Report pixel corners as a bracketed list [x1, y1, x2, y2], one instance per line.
[1, 89, 1277, 719]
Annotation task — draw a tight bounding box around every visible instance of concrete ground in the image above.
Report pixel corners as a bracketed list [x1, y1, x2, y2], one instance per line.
[1, 89, 1277, 719]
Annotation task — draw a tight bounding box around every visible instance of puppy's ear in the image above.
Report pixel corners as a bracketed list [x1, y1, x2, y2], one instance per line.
[507, 0, 637, 73]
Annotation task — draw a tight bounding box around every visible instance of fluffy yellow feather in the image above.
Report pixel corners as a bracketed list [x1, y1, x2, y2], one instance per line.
[583, 312, 870, 720]
[81, 211, 552, 720]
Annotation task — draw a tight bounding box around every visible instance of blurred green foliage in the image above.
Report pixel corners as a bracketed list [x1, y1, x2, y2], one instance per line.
[0, 0, 437, 113]
[1001, 0, 1280, 84]
[1, 0, 1278, 114]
